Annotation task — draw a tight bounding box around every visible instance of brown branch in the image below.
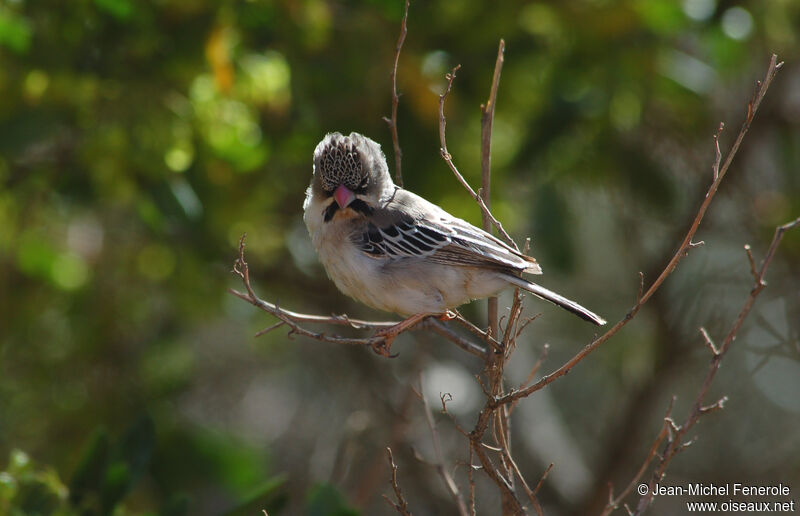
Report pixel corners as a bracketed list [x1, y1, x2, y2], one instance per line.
[502, 445, 542, 515]
[424, 318, 490, 359]
[438, 65, 518, 249]
[528, 463, 553, 516]
[533, 463, 553, 498]
[481, 39, 506, 340]
[231, 236, 397, 329]
[744, 244, 760, 283]
[457, 60, 783, 511]
[698, 326, 719, 356]
[231, 234, 488, 357]
[416, 378, 470, 516]
[633, 216, 800, 514]
[637, 54, 781, 308]
[467, 446, 477, 516]
[711, 122, 723, 180]
[383, 447, 413, 516]
[383, 0, 409, 187]
[486, 53, 782, 409]
[601, 399, 673, 516]
[453, 313, 503, 352]
[470, 440, 525, 515]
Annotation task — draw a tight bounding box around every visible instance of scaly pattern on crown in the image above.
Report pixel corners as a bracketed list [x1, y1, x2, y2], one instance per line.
[318, 138, 367, 192]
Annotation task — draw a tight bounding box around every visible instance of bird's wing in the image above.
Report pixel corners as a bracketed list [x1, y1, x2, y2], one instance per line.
[353, 189, 541, 274]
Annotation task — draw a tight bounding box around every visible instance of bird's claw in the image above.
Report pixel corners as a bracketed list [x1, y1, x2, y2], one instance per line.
[370, 331, 399, 358]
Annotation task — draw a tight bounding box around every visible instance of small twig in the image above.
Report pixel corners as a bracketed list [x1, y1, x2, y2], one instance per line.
[481, 39, 505, 340]
[601, 400, 673, 516]
[711, 122, 724, 180]
[500, 445, 542, 515]
[254, 320, 286, 337]
[383, 0, 409, 187]
[509, 343, 549, 416]
[231, 234, 488, 356]
[636, 272, 644, 304]
[744, 244, 760, 283]
[501, 288, 526, 349]
[231, 236, 396, 329]
[439, 392, 469, 437]
[453, 313, 503, 352]
[698, 396, 728, 415]
[383, 447, 413, 516]
[424, 318, 490, 359]
[438, 65, 518, 249]
[417, 376, 470, 516]
[487, 53, 783, 409]
[533, 463, 553, 497]
[470, 441, 525, 514]
[634, 217, 799, 515]
[699, 327, 719, 356]
[468, 446, 477, 516]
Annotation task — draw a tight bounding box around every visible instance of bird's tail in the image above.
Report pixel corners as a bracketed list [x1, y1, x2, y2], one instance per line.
[504, 275, 606, 326]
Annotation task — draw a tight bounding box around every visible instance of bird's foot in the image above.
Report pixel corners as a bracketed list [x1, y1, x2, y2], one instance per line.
[370, 333, 398, 358]
[369, 313, 429, 358]
[439, 310, 457, 321]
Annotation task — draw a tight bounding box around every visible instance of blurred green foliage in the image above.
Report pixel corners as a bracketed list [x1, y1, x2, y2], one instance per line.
[1, 0, 799, 514]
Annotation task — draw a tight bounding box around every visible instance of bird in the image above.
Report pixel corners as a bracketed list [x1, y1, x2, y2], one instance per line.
[303, 131, 606, 355]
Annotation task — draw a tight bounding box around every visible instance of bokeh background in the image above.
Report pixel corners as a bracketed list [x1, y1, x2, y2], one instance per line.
[2, 0, 799, 514]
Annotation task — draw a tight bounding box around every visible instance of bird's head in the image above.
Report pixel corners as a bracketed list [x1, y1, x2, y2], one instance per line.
[311, 132, 392, 219]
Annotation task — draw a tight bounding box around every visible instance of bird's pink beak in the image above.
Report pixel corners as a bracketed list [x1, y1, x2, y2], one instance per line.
[334, 184, 355, 209]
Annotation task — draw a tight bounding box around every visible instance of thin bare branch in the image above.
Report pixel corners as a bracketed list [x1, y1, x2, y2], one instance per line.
[744, 244, 760, 283]
[501, 445, 542, 515]
[711, 122, 724, 180]
[699, 327, 719, 356]
[383, 447, 413, 516]
[424, 318, 489, 359]
[470, 441, 525, 515]
[383, 0, 409, 187]
[602, 401, 673, 516]
[254, 320, 285, 338]
[636, 272, 644, 304]
[489, 53, 783, 409]
[513, 344, 549, 406]
[452, 313, 503, 352]
[698, 396, 728, 415]
[231, 234, 489, 357]
[533, 463, 553, 497]
[438, 65, 518, 249]
[481, 39, 506, 340]
[417, 376, 470, 516]
[468, 446, 477, 516]
[634, 216, 799, 515]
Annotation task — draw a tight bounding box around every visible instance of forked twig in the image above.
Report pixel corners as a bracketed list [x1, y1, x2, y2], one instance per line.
[488, 54, 783, 408]
[633, 217, 799, 514]
[230, 234, 486, 356]
[438, 65, 518, 249]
